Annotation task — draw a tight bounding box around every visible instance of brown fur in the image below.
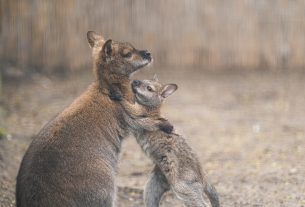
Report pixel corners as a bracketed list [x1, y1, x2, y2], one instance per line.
[120, 78, 220, 207]
[16, 31, 152, 207]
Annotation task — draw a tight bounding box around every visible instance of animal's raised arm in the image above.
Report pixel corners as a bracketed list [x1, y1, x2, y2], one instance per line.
[119, 98, 174, 134]
[135, 117, 173, 134]
[119, 98, 149, 117]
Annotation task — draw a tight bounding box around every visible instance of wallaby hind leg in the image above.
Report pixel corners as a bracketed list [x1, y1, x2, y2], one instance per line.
[144, 165, 170, 207]
[172, 182, 209, 207]
[205, 182, 220, 207]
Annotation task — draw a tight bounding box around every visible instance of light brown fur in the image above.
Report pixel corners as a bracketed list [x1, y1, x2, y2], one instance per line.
[16, 31, 152, 207]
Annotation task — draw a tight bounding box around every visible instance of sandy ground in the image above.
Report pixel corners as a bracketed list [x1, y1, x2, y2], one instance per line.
[0, 69, 304, 207]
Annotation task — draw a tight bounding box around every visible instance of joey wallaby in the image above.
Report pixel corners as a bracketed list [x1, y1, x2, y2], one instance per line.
[16, 31, 153, 207]
[119, 76, 220, 207]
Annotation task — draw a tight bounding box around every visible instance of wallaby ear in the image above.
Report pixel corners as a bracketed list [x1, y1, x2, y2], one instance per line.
[87, 31, 104, 48]
[152, 74, 159, 82]
[102, 39, 113, 57]
[161, 84, 178, 98]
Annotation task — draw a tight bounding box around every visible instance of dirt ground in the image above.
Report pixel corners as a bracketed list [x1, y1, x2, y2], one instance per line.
[0, 69, 304, 207]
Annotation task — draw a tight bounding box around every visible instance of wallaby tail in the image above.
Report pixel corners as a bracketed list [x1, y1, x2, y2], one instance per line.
[204, 182, 220, 207]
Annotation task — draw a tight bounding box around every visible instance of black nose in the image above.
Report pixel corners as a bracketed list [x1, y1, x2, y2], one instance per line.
[132, 80, 141, 87]
[140, 50, 151, 60]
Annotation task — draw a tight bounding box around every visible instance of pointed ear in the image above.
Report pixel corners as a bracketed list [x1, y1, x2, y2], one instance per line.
[152, 74, 159, 82]
[87, 31, 104, 48]
[102, 39, 113, 57]
[161, 84, 178, 98]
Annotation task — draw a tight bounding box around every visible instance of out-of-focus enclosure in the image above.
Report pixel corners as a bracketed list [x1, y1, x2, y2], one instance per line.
[1, 0, 305, 74]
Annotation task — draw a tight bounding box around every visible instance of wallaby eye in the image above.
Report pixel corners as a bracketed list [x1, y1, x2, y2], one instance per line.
[123, 52, 132, 58]
[147, 86, 153, 92]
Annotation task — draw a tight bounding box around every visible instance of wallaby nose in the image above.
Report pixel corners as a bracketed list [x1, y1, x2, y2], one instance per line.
[140, 50, 151, 60]
[144, 51, 151, 57]
[132, 80, 141, 87]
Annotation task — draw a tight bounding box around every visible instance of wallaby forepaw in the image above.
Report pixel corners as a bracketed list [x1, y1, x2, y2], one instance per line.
[159, 120, 174, 134]
[109, 89, 123, 101]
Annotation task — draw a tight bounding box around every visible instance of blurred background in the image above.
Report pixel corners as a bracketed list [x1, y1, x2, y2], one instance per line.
[1, 0, 305, 75]
[0, 1, 305, 207]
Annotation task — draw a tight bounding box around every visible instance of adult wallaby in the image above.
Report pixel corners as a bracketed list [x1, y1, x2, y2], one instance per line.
[16, 31, 153, 207]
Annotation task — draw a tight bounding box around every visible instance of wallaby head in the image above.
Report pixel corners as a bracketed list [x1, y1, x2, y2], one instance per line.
[87, 31, 152, 83]
[131, 75, 178, 108]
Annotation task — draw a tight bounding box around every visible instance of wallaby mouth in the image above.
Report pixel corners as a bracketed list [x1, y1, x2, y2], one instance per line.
[130, 50, 152, 76]
[132, 57, 152, 74]
[138, 50, 152, 68]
